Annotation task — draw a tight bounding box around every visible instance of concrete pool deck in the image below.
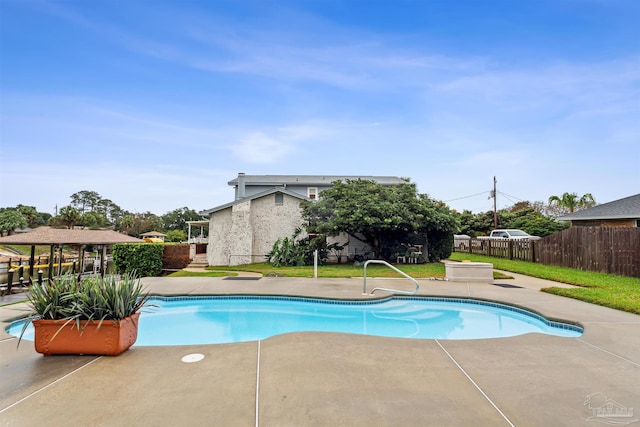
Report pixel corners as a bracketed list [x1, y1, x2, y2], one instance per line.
[1, 274, 639, 426]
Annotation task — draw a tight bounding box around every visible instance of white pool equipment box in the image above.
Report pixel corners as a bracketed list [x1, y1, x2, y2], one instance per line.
[445, 261, 494, 284]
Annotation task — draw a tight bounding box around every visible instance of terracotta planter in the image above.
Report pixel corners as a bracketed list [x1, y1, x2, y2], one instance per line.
[32, 312, 140, 356]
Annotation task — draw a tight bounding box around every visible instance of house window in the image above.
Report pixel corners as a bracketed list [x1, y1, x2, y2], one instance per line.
[275, 193, 284, 205]
[308, 187, 318, 200]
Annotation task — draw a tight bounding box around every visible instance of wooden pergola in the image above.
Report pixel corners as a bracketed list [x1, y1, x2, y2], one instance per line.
[0, 227, 144, 282]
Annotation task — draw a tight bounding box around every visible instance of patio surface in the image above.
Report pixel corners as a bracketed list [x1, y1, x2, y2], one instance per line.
[1, 273, 639, 426]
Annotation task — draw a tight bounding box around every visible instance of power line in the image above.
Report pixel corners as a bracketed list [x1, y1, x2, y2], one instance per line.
[444, 191, 490, 203]
[498, 191, 526, 203]
[498, 192, 520, 206]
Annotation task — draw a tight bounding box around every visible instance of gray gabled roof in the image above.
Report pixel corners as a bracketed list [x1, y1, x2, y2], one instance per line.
[200, 187, 309, 216]
[557, 194, 640, 221]
[228, 175, 406, 187]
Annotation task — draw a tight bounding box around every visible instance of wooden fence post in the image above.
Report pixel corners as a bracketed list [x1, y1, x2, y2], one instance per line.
[29, 246, 36, 283]
[48, 245, 54, 280]
[531, 240, 537, 263]
[7, 268, 14, 294]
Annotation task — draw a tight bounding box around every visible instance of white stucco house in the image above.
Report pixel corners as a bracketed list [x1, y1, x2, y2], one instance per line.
[199, 173, 406, 266]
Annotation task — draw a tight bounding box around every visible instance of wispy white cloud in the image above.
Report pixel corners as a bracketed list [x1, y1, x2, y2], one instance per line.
[33, 1, 480, 91]
[229, 132, 295, 164]
[433, 57, 640, 111]
[3, 1, 638, 216]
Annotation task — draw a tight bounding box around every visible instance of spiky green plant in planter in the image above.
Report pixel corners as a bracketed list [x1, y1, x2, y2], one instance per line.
[20, 273, 150, 356]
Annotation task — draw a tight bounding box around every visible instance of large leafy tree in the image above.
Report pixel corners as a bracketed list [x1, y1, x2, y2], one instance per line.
[548, 192, 596, 215]
[70, 190, 101, 214]
[456, 210, 504, 237]
[96, 198, 126, 224]
[119, 212, 163, 237]
[165, 229, 187, 242]
[301, 179, 458, 261]
[0, 209, 28, 234]
[503, 207, 568, 237]
[161, 207, 204, 232]
[68, 191, 126, 226]
[80, 211, 106, 229]
[15, 205, 39, 227]
[455, 201, 569, 238]
[0, 205, 51, 233]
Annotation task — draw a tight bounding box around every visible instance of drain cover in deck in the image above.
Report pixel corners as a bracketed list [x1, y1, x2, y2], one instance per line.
[492, 283, 523, 288]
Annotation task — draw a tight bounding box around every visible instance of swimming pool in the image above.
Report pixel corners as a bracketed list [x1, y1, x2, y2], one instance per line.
[8, 296, 583, 345]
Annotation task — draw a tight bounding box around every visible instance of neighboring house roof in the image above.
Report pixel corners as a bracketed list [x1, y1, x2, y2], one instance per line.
[227, 175, 406, 187]
[0, 228, 144, 245]
[557, 194, 640, 221]
[13, 228, 34, 234]
[200, 187, 309, 216]
[140, 231, 167, 237]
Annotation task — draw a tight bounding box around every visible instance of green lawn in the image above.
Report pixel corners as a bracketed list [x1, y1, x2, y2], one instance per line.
[206, 262, 447, 278]
[0, 245, 56, 257]
[167, 270, 236, 278]
[449, 252, 640, 314]
[205, 262, 511, 280]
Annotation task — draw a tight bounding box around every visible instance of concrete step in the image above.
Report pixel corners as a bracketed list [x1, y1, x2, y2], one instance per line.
[186, 261, 209, 269]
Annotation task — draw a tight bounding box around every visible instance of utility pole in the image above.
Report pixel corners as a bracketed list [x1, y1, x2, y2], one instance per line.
[492, 176, 497, 228]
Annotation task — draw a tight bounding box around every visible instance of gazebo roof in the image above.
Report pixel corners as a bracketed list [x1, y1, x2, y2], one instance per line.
[140, 231, 167, 237]
[0, 227, 144, 245]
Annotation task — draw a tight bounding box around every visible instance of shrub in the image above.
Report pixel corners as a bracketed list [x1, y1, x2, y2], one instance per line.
[18, 273, 149, 345]
[27, 273, 148, 322]
[113, 243, 163, 277]
[266, 228, 341, 267]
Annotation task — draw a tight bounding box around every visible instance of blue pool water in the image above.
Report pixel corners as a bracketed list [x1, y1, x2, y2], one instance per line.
[8, 296, 582, 345]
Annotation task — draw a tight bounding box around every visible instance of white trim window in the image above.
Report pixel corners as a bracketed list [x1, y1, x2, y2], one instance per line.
[308, 187, 318, 200]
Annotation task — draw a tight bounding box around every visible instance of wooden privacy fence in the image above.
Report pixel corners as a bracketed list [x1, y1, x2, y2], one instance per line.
[454, 227, 640, 278]
[457, 239, 536, 262]
[535, 227, 640, 278]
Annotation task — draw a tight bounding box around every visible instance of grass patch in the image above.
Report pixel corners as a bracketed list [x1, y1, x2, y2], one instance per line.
[206, 262, 446, 278]
[1, 245, 56, 257]
[167, 270, 236, 278]
[493, 271, 513, 280]
[449, 252, 640, 314]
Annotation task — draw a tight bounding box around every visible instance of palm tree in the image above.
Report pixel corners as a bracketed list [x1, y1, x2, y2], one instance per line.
[548, 192, 596, 214]
[58, 206, 81, 229]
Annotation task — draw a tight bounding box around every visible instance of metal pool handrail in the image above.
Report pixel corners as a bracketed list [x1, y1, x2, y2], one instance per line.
[363, 260, 420, 295]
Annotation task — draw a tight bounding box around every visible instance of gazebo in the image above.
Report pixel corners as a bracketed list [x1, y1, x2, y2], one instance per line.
[140, 231, 167, 242]
[0, 227, 144, 283]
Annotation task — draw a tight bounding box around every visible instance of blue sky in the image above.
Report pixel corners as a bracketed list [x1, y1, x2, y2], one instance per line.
[1, 0, 638, 216]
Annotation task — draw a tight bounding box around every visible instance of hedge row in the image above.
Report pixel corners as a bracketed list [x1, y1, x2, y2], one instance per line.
[113, 243, 164, 277]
